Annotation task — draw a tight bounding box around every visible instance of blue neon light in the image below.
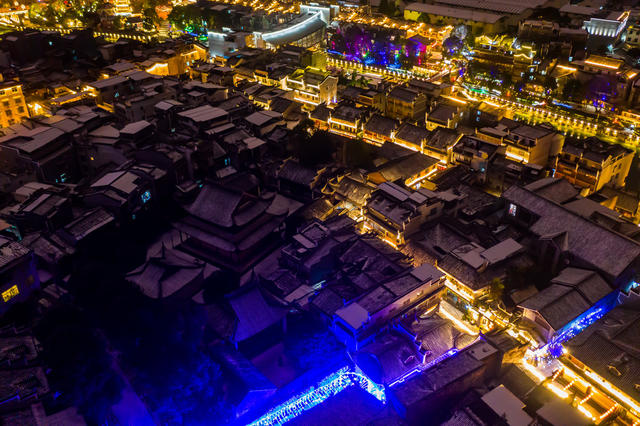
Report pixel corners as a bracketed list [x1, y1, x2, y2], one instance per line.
[248, 366, 385, 426]
[388, 348, 459, 387]
[536, 303, 611, 359]
[141, 190, 151, 204]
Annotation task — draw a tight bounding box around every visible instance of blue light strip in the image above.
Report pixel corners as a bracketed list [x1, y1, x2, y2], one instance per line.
[248, 367, 386, 426]
[388, 348, 459, 387]
[535, 304, 610, 359]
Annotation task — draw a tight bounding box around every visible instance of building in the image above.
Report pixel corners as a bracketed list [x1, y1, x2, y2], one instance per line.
[252, 12, 327, 50]
[503, 180, 640, 288]
[127, 237, 218, 300]
[333, 263, 445, 349]
[284, 67, 337, 107]
[363, 114, 399, 145]
[0, 237, 39, 315]
[114, 0, 132, 15]
[559, 292, 640, 425]
[0, 81, 28, 128]
[450, 135, 502, 178]
[554, 137, 633, 194]
[386, 86, 427, 122]
[394, 122, 432, 153]
[389, 340, 502, 424]
[364, 182, 443, 246]
[439, 237, 533, 303]
[502, 124, 562, 166]
[173, 181, 288, 274]
[280, 215, 357, 284]
[329, 103, 368, 138]
[208, 30, 249, 59]
[0, 126, 77, 184]
[518, 267, 616, 342]
[424, 127, 463, 163]
[425, 104, 464, 131]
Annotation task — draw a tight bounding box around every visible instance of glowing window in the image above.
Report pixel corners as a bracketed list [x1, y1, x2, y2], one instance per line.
[2, 285, 19, 302]
[508, 203, 518, 216]
[141, 190, 151, 204]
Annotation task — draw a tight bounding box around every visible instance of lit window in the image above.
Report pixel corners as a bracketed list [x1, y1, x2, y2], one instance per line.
[2, 285, 19, 302]
[508, 203, 517, 216]
[141, 190, 151, 204]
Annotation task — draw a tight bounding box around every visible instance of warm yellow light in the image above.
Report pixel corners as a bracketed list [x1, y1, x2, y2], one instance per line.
[438, 304, 479, 335]
[557, 65, 577, 72]
[577, 405, 595, 420]
[584, 60, 619, 70]
[2, 285, 19, 302]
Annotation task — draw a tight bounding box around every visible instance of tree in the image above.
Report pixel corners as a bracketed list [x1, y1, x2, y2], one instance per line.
[168, 5, 213, 35]
[543, 75, 558, 95]
[489, 278, 505, 302]
[35, 306, 124, 424]
[562, 78, 585, 102]
[142, 7, 157, 31]
[418, 13, 430, 24]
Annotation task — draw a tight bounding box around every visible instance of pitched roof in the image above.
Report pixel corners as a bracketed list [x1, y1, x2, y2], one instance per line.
[227, 284, 288, 342]
[518, 268, 612, 330]
[186, 183, 270, 228]
[503, 184, 640, 281]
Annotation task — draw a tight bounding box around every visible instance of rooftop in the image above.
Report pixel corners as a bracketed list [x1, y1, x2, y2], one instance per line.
[503, 183, 640, 281]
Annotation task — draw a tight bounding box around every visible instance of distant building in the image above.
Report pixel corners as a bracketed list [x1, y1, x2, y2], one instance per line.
[555, 137, 633, 194]
[477, 120, 563, 167]
[425, 104, 464, 131]
[450, 135, 502, 178]
[0, 81, 28, 128]
[363, 114, 399, 145]
[329, 103, 368, 138]
[386, 86, 427, 122]
[285, 67, 337, 107]
[114, 0, 132, 15]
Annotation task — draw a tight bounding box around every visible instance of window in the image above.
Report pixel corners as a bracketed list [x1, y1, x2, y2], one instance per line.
[11, 87, 16, 93]
[508, 203, 518, 216]
[2, 285, 19, 302]
[2, 101, 8, 107]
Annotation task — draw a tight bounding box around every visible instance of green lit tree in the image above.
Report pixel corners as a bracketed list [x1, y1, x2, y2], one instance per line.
[489, 277, 505, 302]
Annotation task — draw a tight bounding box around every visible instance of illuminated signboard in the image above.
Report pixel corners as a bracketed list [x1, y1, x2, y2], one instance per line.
[2, 285, 19, 302]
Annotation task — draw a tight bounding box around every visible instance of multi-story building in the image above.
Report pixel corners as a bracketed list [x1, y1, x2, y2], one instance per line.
[333, 263, 445, 350]
[364, 182, 443, 246]
[555, 137, 633, 194]
[328, 103, 368, 138]
[0, 80, 29, 128]
[478, 121, 563, 167]
[624, 19, 640, 47]
[114, 0, 132, 15]
[284, 67, 337, 107]
[386, 86, 427, 122]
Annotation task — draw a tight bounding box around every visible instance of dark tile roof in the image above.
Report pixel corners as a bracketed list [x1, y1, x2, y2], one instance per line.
[503, 184, 640, 281]
[364, 114, 398, 137]
[395, 122, 431, 146]
[563, 297, 640, 399]
[226, 283, 288, 342]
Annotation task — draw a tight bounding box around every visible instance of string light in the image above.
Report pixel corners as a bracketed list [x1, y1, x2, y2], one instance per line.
[249, 367, 386, 426]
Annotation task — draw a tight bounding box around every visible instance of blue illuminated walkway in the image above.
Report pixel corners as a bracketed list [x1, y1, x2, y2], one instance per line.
[248, 367, 385, 426]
